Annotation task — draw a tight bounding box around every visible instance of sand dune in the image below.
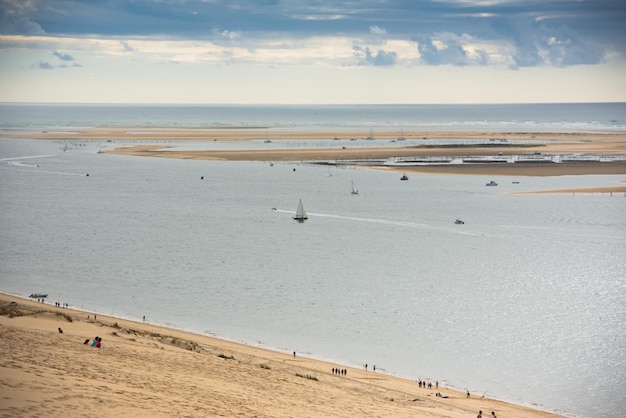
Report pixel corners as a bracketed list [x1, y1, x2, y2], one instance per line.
[0, 293, 561, 417]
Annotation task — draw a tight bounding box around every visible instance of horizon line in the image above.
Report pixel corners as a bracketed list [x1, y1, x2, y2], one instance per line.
[1, 101, 625, 106]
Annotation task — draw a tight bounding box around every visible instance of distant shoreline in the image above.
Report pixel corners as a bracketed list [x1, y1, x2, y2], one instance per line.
[3, 127, 625, 192]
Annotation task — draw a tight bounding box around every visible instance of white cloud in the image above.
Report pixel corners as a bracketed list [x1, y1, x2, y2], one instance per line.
[369, 25, 387, 35]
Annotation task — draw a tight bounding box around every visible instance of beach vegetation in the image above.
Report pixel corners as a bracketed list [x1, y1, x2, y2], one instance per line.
[55, 311, 73, 322]
[295, 373, 318, 381]
[0, 304, 24, 318]
[112, 322, 120, 329]
[218, 354, 235, 360]
[259, 363, 271, 370]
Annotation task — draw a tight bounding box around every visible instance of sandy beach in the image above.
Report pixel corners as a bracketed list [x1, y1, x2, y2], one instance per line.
[0, 292, 563, 417]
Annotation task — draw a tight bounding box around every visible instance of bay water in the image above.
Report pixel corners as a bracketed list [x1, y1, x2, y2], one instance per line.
[1, 103, 625, 417]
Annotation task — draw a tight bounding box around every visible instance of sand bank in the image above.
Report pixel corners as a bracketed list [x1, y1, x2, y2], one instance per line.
[1, 292, 562, 417]
[4, 126, 625, 191]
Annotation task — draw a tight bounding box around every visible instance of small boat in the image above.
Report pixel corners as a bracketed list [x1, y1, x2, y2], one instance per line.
[397, 128, 406, 141]
[455, 219, 465, 224]
[351, 180, 359, 195]
[512, 181, 519, 184]
[293, 198, 308, 223]
[29, 293, 48, 299]
[400, 173, 409, 181]
[486, 180, 498, 186]
[366, 128, 374, 140]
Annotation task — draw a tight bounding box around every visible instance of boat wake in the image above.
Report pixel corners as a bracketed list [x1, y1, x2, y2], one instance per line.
[8, 161, 41, 168]
[0, 154, 57, 162]
[273, 209, 482, 236]
[3, 155, 88, 176]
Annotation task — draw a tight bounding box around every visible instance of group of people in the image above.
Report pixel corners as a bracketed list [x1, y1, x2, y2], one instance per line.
[84, 336, 102, 348]
[331, 367, 347, 376]
[418, 379, 438, 389]
[477, 411, 497, 418]
[54, 302, 69, 308]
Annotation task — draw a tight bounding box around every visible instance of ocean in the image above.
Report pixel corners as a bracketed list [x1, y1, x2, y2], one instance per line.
[1, 103, 625, 418]
[1, 102, 625, 132]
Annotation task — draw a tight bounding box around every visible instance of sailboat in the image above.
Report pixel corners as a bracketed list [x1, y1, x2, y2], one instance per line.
[293, 198, 308, 223]
[351, 180, 359, 195]
[397, 128, 406, 141]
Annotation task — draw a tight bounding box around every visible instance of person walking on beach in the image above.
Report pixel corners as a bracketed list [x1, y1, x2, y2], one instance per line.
[477, 411, 483, 418]
[491, 412, 497, 418]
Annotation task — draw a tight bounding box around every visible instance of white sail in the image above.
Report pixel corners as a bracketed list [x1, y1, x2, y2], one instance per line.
[294, 198, 308, 222]
[351, 180, 358, 194]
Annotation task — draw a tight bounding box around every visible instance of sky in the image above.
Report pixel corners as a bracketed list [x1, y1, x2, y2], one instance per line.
[0, 0, 625, 104]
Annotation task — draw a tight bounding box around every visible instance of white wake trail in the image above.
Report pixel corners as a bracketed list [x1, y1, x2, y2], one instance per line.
[272, 208, 483, 236]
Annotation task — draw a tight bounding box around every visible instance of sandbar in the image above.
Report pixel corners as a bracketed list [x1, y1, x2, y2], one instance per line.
[3, 127, 626, 192]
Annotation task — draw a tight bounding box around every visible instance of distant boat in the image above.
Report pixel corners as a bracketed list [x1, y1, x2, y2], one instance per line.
[455, 219, 465, 224]
[486, 180, 498, 186]
[401, 173, 409, 181]
[351, 180, 359, 195]
[366, 128, 374, 140]
[397, 128, 406, 141]
[293, 199, 308, 223]
[29, 293, 48, 298]
[512, 181, 519, 184]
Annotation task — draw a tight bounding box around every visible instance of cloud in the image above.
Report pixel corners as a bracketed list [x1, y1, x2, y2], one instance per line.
[0, 0, 45, 35]
[353, 45, 397, 66]
[53, 50, 74, 61]
[365, 48, 397, 66]
[0, 0, 623, 70]
[369, 25, 387, 36]
[120, 40, 135, 53]
[35, 60, 53, 69]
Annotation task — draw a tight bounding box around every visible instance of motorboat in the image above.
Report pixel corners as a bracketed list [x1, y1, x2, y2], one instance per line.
[455, 219, 465, 224]
[400, 173, 409, 181]
[486, 180, 498, 186]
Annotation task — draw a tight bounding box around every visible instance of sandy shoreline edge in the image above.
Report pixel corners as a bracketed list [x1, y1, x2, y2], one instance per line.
[1, 291, 564, 417]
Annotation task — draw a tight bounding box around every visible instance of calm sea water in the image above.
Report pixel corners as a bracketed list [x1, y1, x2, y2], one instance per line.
[1, 102, 625, 132]
[1, 104, 625, 418]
